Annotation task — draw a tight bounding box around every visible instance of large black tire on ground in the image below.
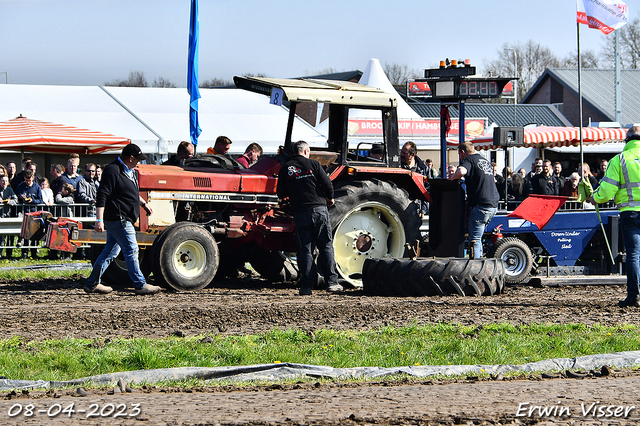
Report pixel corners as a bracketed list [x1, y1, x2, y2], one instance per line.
[89, 244, 150, 289]
[152, 223, 219, 291]
[330, 179, 421, 288]
[362, 257, 505, 297]
[248, 249, 299, 283]
[487, 237, 533, 284]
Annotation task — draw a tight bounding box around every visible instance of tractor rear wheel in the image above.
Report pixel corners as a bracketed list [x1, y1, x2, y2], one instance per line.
[362, 257, 505, 297]
[152, 223, 219, 291]
[487, 237, 533, 284]
[330, 179, 421, 288]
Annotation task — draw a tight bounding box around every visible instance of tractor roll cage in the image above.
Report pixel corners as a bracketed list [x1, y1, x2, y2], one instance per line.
[233, 76, 401, 168]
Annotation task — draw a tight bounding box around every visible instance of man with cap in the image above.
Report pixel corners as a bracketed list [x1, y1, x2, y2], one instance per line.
[84, 143, 161, 295]
[590, 126, 640, 307]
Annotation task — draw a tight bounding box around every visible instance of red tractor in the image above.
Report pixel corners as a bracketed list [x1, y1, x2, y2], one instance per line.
[30, 77, 431, 291]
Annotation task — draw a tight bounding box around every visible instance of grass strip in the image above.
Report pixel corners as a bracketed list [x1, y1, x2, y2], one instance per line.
[0, 257, 91, 280]
[1, 323, 639, 382]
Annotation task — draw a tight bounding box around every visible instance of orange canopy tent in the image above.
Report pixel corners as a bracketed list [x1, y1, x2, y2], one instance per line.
[447, 126, 628, 150]
[0, 116, 131, 154]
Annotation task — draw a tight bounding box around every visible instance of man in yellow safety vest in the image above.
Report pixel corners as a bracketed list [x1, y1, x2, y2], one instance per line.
[590, 126, 640, 307]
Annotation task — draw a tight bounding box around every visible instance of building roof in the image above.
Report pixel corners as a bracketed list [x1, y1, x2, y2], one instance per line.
[408, 102, 570, 127]
[521, 68, 640, 125]
[297, 70, 363, 82]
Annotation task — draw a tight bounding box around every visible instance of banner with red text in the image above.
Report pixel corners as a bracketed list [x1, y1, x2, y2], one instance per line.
[347, 118, 487, 139]
[577, 0, 628, 34]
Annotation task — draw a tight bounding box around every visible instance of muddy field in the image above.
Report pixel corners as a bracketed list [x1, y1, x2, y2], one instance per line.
[1, 275, 640, 425]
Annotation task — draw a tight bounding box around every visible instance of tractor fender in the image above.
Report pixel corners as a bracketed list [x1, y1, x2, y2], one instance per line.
[329, 165, 431, 203]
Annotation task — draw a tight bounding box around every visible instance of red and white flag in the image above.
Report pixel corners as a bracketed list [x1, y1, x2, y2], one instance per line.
[577, 0, 629, 34]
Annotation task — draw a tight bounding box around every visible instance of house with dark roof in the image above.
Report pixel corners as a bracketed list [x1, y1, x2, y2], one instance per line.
[521, 68, 640, 126]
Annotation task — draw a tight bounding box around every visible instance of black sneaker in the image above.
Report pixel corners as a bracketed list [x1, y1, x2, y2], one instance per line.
[299, 287, 312, 296]
[618, 296, 640, 308]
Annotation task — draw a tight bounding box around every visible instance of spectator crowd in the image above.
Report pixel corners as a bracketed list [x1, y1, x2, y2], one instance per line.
[488, 157, 608, 208]
[0, 154, 104, 259]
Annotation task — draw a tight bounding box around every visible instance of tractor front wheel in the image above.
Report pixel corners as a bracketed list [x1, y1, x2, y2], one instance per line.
[152, 223, 219, 291]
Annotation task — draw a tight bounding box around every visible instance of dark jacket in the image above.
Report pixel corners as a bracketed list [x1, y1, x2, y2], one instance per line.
[1, 186, 17, 217]
[162, 155, 181, 166]
[531, 173, 560, 196]
[51, 176, 65, 196]
[62, 173, 83, 191]
[402, 156, 429, 214]
[277, 154, 333, 215]
[96, 158, 141, 224]
[15, 181, 43, 211]
[11, 171, 42, 192]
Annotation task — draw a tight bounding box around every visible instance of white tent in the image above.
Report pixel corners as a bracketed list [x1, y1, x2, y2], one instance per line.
[356, 58, 422, 121]
[0, 84, 160, 153]
[316, 58, 443, 149]
[103, 87, 326, 155]
[0, 84, 327, 156]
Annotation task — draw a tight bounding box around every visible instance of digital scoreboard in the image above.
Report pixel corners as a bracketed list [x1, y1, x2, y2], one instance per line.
[415, 61, 516, 100]
[429, 78, 512, 99]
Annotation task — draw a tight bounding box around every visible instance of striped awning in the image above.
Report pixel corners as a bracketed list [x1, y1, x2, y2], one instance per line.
[455, 126, 628, 150]
[0, 115, 131, 154]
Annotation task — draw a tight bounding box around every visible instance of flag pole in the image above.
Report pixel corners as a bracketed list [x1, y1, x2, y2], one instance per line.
[577, 21, 585, 181]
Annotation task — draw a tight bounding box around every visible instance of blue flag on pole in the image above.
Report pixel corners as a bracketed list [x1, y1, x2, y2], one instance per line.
[187, 0, 201, 146]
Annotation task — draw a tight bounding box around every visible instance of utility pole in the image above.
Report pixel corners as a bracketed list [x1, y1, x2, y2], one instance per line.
[615, 30, 622, 124]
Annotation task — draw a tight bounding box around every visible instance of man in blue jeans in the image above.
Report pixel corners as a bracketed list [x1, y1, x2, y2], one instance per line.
[84, 144, 160, 295]
[448, 141, 499, 259]
[277, 141, 341, 295]
[590, 126, 640, 307]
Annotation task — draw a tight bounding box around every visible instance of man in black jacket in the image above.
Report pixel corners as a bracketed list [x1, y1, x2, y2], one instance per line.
[277, 141, 342, 295]
[531, 159, 560, 196]
[449, 142, 500, 259]
[84, 144, 160, 295]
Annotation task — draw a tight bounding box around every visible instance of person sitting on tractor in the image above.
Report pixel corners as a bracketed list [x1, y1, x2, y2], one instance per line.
[207, 136, 232, 156]
[163, 141, 194, 166]
[400, 141, 429, 216]
[236, 142, 263, 168]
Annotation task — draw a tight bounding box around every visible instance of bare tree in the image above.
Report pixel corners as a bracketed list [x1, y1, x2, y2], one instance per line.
[305, 67, 339, 76]
[104, 70, 149, 87]
[601, 14, 640, 68]
[562, 50, 600, 68]
[383, 62, 421, 85]
[152, 77, 176, 88]
[200, 77, 233, 88]
[242, 72, 269, 78]
[484, 41, 562, 100]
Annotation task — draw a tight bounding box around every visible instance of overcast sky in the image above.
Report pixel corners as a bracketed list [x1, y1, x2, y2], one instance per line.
[0, 0, 632, 87]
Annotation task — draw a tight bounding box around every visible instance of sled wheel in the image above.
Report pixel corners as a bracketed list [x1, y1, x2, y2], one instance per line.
[487, 237, 533, 284]
[331, 179, 421, 288]
[153, 223, 219, 291]
[362, 257, 505, 297]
